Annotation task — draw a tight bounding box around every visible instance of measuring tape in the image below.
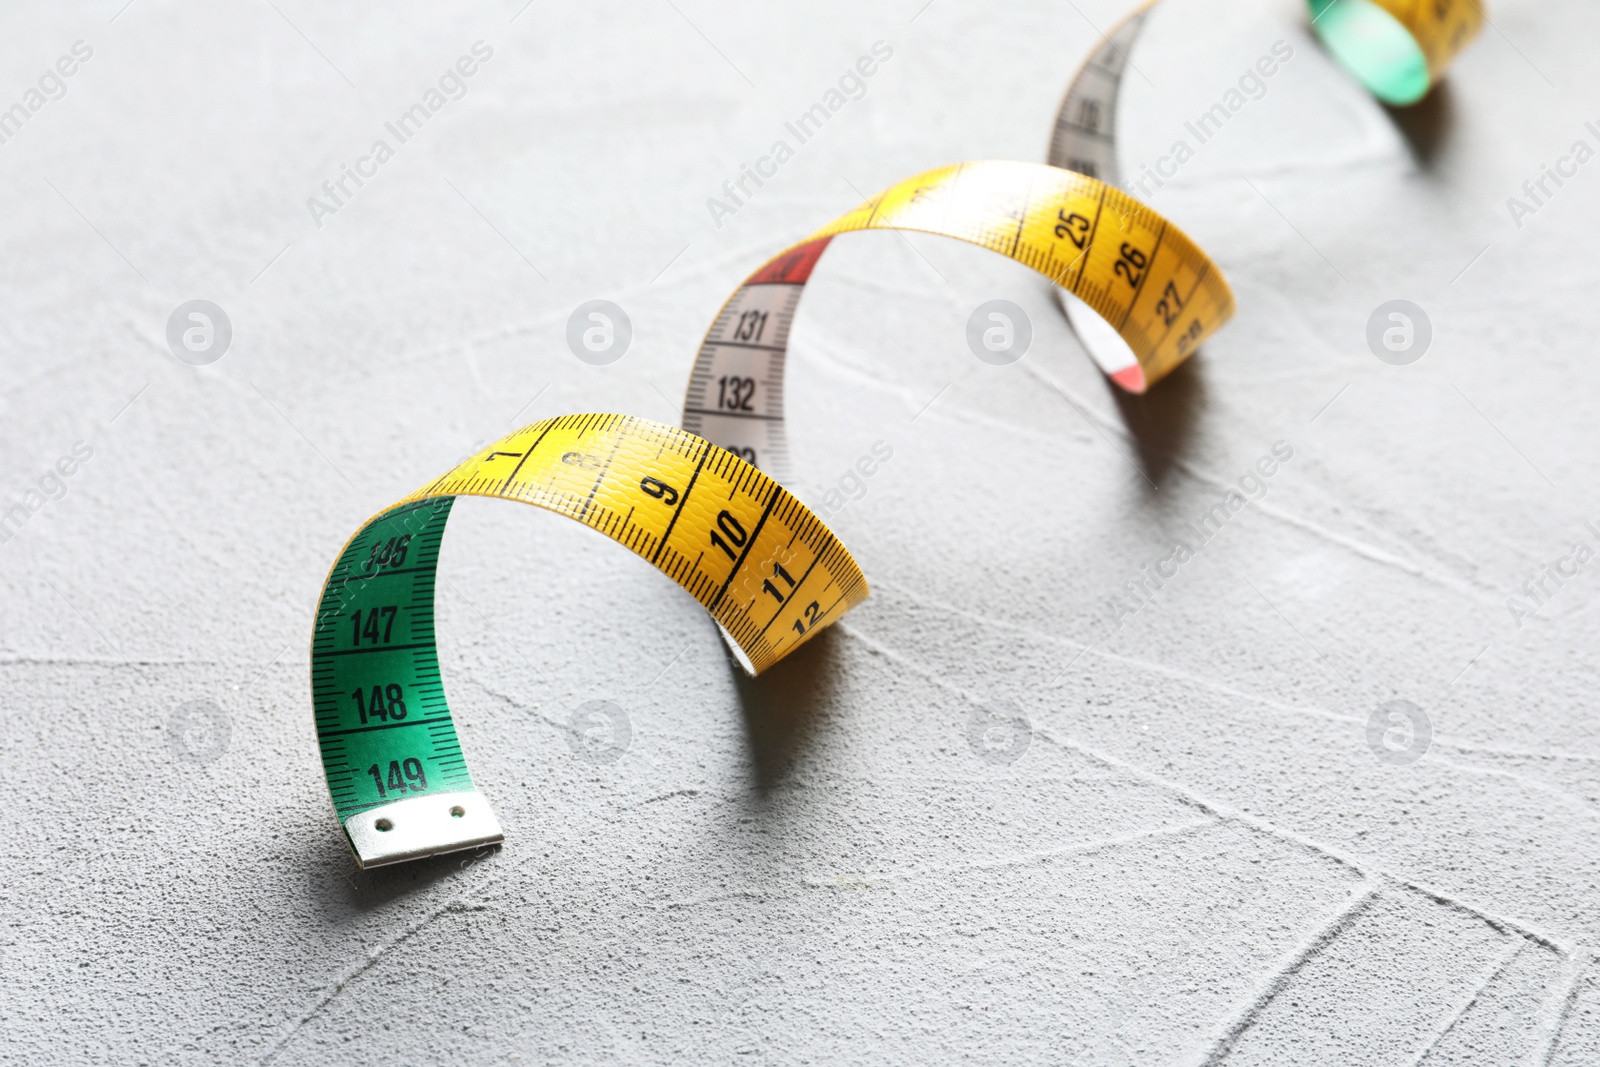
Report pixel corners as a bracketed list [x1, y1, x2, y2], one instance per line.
[1047, 0, 1482, 365]
[1307, 0, 1483, 106]
[682, 159, 1235, 485]
[311, 414, 866, 867]
[310, 2, 1485, 869]
[1052, 0, 1483, 180]
[315, 162, 1231, 865]
[314, 154, 1227, 862]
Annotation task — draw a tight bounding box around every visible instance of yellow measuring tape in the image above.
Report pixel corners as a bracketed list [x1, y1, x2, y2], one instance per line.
[1047, 0, 1483, 367]
[683, 160, 1235, 483]
[312, 158, 1232, 866]
[311, 415, 865, 866]
[309, 0, 1485, 868]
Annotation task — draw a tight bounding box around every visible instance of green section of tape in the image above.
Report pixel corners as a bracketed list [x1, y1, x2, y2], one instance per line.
[1309, 0, 1431, 106]
[311, 497, 476, 822]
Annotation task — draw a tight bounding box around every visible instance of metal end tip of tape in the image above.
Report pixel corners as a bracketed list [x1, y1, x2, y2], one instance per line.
[343, 791, 505, 870]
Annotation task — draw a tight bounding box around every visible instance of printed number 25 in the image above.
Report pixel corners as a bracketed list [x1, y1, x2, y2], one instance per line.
[1054, 210, 1091, 250]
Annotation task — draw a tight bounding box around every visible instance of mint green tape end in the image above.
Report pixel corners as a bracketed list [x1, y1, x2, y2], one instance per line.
[1309, 0, 1432, 107]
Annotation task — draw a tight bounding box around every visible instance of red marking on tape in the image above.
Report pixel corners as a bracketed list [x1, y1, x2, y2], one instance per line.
[744, 237, 834, 286]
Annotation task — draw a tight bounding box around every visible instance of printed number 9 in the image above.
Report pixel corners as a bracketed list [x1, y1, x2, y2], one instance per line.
[640, 477, 679, 506]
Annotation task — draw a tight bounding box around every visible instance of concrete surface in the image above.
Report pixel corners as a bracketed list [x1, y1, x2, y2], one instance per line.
[2, 0, 1598, 1063]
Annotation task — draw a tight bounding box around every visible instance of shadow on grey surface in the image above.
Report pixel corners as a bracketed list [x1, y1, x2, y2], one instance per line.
[1109, 354, 1208, 489]
[730, 625, 840, 791]
[299, 832, 503, 916]
[1384, 82, 1455, 170]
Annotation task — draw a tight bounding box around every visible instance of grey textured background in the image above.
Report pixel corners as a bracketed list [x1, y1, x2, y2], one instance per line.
[2, 0, 1597, 1063]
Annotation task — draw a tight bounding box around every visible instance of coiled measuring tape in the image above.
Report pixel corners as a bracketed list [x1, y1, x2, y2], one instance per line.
[310, 2, 1484, 869]
[311, 414, 866, 867]
[313, 161, 1229, 867]
[683, 159, 1235, 483]
[313, 157, 1229, 866]
[1046, 0, 1483, 369]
